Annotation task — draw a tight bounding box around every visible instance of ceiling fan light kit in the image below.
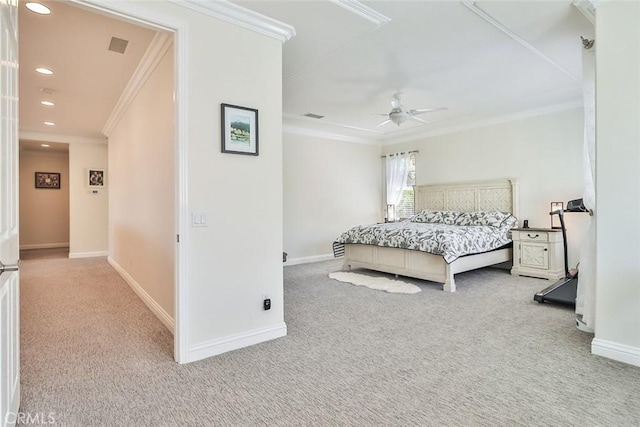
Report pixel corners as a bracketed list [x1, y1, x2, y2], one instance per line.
[390, 109, 408, 126]
[378, 92, 447, 127]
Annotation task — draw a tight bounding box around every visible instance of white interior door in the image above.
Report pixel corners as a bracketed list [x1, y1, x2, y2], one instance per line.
[0, 0, 21, 426]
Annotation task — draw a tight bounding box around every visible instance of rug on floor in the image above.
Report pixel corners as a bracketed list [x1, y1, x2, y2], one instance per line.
[328, 271, 421, 294]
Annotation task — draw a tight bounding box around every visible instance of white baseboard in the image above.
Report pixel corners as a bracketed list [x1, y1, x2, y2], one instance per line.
[284, 253, 335, 266]
[20, 243, 69, 250]
[107, 256, 175, 334]
[69, 250, 108, 259]
[185, 322, 287, 364]
[592, 338, 640, 367]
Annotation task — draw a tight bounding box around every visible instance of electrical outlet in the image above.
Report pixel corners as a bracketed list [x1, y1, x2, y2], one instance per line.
[262, 293, 271, 311]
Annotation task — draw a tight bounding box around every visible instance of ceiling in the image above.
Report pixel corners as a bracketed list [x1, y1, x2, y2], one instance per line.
[18, 0, 157, 144]
[235, 0, 594, 144]
[18, 0, 594, 148]
[20, 140, 69, 153]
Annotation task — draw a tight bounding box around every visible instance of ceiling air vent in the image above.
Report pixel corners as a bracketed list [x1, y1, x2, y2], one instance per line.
[303, 113, 324, 119]
[108, 37, 129, 54]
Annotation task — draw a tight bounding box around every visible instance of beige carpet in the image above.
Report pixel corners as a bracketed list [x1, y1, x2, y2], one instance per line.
[18, 257, 640, 426]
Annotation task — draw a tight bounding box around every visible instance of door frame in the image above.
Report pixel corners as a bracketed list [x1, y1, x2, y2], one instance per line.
[69, 0, 189, 363]
[1, 0, 21, 424]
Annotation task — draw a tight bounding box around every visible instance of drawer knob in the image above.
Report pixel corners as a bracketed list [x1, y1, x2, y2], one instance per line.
[527, 233, 539, 239]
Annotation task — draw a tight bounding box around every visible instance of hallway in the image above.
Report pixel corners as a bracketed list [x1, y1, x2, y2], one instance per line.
[19, 256, 175, 425]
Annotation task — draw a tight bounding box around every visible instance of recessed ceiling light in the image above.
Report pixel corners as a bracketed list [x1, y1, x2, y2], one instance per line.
[41, 144, 50, 147]
[35, 67, 53, 75]
[41, 101, 55, 106]
[44, 121, 55, 126]
[25, 2, 51, 15]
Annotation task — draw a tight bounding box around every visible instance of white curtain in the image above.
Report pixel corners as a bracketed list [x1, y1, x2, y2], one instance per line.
[386, 152, 411, 207]
[576, 40, 596, 333]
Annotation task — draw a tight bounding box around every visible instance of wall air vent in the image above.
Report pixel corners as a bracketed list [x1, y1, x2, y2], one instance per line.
[304, 113, 325, 119]
[108, 37, 129, 54]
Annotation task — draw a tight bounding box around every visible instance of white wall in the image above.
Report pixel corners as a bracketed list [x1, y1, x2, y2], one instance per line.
[184, 14, 284, 350]
[19, 150, 69, 249]
[592, 1, 640, 366]
[283, 132, 382, 262]
[108, 46, 175, 324]
[383, 109, 590, 269]
[95, 1, 286, 362]
[69, 142, 108, 257]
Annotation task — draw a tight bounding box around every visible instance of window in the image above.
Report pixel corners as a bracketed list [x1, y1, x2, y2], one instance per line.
[385, 153, 416, 220]
[395, 155, 415, 219]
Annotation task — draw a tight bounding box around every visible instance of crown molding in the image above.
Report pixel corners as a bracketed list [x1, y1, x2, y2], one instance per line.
[19, 131, 107, 145]
[283, 124, 380, 146]
[330, 0, 392, 25]
[102, 32, 174, 137]
[284, 100, 583, 146]
[285, 113, 385, 136]
[169, 0, 295, 42]
[461, 1, 579, 83]
[573, 0, 596, 24]
[382, 100, 584, 146]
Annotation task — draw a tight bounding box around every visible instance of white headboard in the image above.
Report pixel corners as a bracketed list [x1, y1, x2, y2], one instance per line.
[415, 179, 519, 219]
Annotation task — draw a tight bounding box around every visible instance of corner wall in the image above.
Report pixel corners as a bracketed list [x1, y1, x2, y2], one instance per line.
[108, 45, 175, 329]
[19, 150, 69, 249]
[283, 132, 382, 263]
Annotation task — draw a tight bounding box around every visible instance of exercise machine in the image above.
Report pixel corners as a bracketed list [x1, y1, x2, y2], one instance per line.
[534, 199, 588, 305]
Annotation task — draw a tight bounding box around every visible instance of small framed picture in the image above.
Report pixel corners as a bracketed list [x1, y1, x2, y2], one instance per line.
[221, 103, 259, 156]
[35, 172, 60, 189]
[87, 168, 106, 188]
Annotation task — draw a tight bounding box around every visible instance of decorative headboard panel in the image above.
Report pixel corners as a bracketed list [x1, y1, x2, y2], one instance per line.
[415, 179, 519, 218]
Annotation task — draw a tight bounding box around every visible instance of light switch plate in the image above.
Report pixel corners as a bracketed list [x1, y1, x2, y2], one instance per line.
[192, 210, 208, 227]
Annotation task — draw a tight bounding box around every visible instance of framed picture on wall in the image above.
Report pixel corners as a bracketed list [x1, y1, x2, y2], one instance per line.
[221, 103, 259, 156]
[35, 172, 60, 189]
[87, 168, 106, 188]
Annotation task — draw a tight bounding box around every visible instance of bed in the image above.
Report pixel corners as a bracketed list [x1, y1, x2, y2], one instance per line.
[335, 179, 519, 292]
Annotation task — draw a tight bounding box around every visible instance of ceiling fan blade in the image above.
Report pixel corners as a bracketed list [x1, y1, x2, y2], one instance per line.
[410, 107, 448, 116]
[409, 115, 429, 124]
[377, 119, 392, 127]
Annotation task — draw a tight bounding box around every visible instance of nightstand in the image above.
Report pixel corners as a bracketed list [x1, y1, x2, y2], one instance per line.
[511, 228, 564, 281]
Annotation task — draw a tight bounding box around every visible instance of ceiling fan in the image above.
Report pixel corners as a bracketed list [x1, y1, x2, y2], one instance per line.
[377, 92, 447, 127]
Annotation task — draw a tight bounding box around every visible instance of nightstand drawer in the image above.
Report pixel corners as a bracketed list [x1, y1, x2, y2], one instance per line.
[517, 231, 548, 242]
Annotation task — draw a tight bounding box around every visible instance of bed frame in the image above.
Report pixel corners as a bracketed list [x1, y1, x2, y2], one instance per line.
[343, 178, 519, 292]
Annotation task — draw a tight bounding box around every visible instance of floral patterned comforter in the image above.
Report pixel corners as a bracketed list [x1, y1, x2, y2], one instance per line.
[335, 221, 513, 264]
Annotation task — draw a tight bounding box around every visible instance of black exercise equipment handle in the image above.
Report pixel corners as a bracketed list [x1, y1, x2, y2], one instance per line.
[550, 210, 569, 278]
